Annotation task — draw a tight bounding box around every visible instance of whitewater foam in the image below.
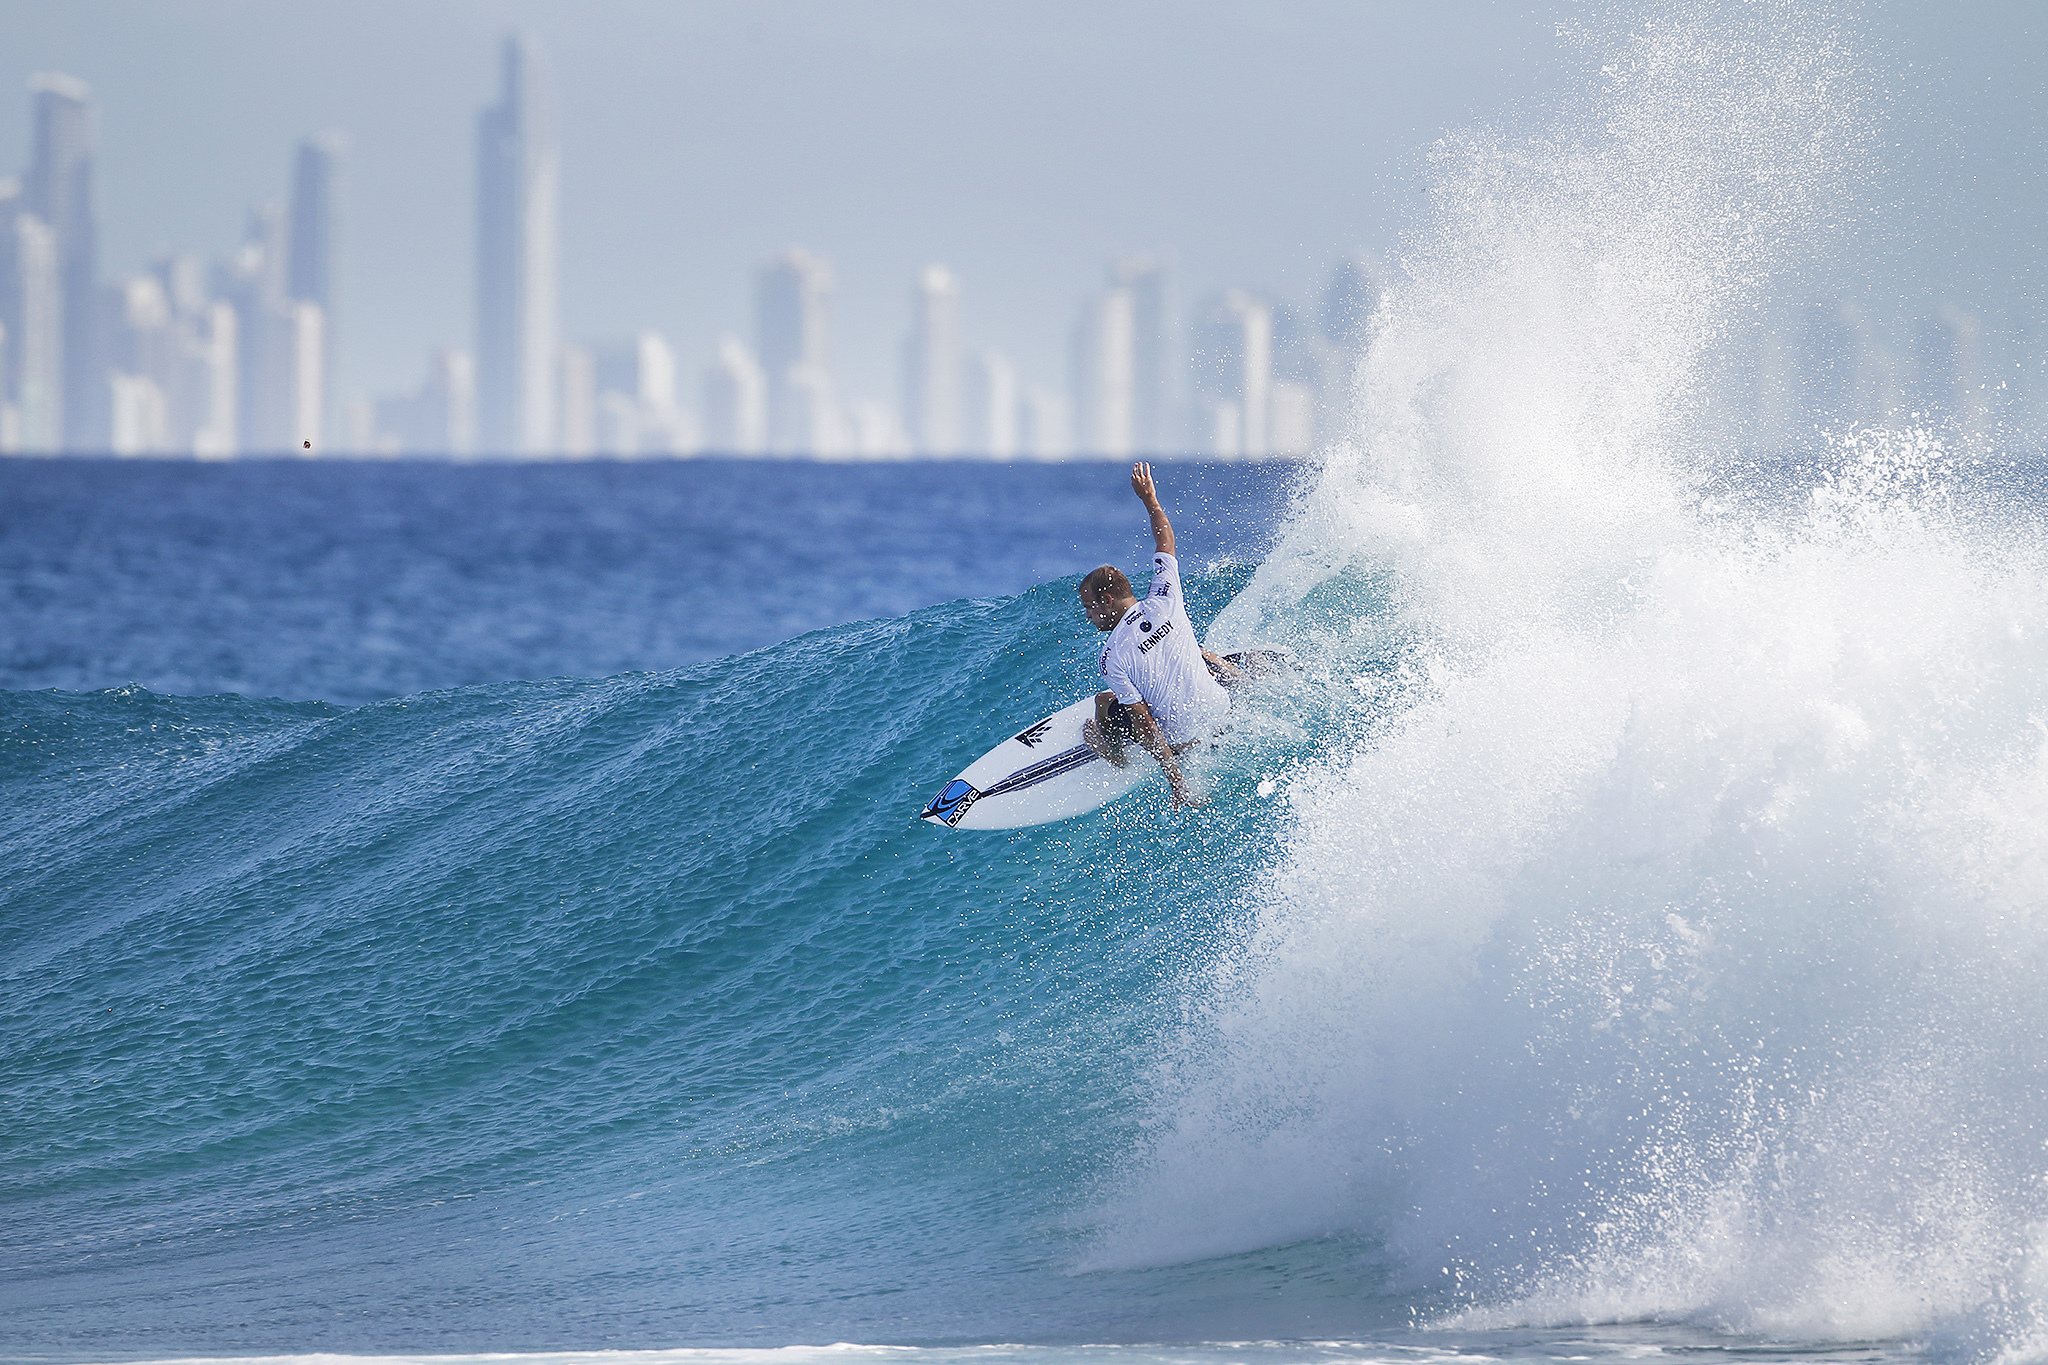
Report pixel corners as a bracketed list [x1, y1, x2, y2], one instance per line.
[1103, 3, 2048, 1358]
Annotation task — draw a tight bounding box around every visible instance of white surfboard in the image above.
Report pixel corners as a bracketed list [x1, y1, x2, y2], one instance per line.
[918, 694, 1149, 831]
[918, 650, 1293, 831]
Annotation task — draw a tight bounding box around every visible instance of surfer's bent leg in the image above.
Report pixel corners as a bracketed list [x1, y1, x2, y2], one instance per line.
[1084, 691, 1134, 766]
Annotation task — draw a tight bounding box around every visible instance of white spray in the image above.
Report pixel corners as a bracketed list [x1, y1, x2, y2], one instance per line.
[1097, 3, 2048, 1352]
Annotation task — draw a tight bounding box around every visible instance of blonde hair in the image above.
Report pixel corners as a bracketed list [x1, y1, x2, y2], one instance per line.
[1079, 565, 1132, 601]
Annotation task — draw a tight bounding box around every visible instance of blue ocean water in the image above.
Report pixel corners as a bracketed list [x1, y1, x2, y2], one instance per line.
[17, 444, 2025, 1364]
[14, 9, 2048, 1365]
[0, 459, 1297, 704]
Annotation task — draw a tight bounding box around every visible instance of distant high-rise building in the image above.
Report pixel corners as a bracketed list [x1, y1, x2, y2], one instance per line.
[636, 330, 692, 454]
[340, 398, 377, 455]
[1018, 385, 1070, 460]
[289, 134, 345, 439]
[1795, 299, 1900, 431]
[102, 274, 175, 454]
[703, 336, 767, 455]
[756, 248, 835, 454]
[11, 211, 61, 453]
[901, 264, 960, 455]
[374, 347, 475, 457]
[0, 177, 27, 450]
[219, 206, 322, 452]
[109, 370, 168, 455]
[1269, 301, 1321, 455]
[1313, 255, 1380, 442]
[591, 330, 691, 455]
[24, 74, 96, 450]
[779, 362, 845, 458]
[1268, 381, 1315, 457]
[152, 251, 208, 320]
[0, 176, 17, 436]
[144, 250, 235, 456]
[558, 345, 595, 457]
[281, 302, 324, 451]
[1319, 254, 1379, 355]
[1914, 305, 1984, 430]
[1071, 286, 1134, 457]
[476, 34, 559, 455]
[1189, 289, 1273, 457]
[635, 330, 677, 417]
[188, 301, 238, 457]
[0, 318, 13, 451]
[849, 399, 907, 459]
[963, 350, 1017, 459]
[1114, 254, 1174, 453]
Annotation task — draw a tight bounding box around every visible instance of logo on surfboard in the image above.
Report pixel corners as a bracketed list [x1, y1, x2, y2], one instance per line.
[922, 778, 981, 826]
[1013, 720, 1052, 748]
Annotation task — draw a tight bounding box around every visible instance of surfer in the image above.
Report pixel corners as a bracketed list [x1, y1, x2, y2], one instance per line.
[1077, 462, 1239, 808]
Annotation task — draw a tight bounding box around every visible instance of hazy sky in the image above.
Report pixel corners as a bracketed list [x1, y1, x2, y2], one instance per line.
[1, 1, 2041, 412]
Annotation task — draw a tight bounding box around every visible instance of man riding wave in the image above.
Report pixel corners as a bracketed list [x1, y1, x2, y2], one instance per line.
[1077, 462, 1242, 809]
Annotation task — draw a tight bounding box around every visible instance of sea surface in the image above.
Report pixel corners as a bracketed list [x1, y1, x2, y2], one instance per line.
[0, 459, 1298, 705]
[12, 9, 2048, 1365]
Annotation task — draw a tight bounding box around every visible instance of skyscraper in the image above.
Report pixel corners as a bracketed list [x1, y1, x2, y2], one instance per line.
[963, 350, 1017, 459]
[756, 248, 836, 455]
[289, 133, 345, 440]
[1318, 254, 1380, 355]
[1071, 285, 1134, 458]
[188, 301, 237, 457]
[11, 211, 61, 453]
[1018, 385, 1070, 460]
[220, 204, 322, 452]
[901, 264, 960, 455]
[590, 330, 691, 455]
[1114, 254, 1174, 453]
[375, 348, 475, 457]
[0, 175, 21, 448]
[24, 74, 96, 450]
[1913, 305, 1984, 430]
[1797, 299, 1878, 430]
[1188, 289, 1273, 457]
[103, 273, 175, 454]
[476, 34, 559, 456]
[558, 344, 594, 457]
[703, 336, 767, 455]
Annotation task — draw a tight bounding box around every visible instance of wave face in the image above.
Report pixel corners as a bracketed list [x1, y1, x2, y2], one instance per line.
[1093, 3, 2048, 1359]
[8, 7, 2048, 1363]
[0, 567, 1393, 1354]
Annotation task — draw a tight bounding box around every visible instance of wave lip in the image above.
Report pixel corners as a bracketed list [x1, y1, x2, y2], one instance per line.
[1095, 5, 2048, 1361]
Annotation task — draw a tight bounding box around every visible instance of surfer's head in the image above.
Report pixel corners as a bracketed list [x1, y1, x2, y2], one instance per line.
[1078, 565, 1135, 630]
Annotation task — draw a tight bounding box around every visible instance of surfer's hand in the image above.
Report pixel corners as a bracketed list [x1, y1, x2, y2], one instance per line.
[1171, 781, 1206, 810]
[1131, 461, 1160, 507]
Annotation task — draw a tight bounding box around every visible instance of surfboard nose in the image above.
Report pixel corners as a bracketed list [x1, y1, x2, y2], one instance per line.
[921, 778, 980, 825]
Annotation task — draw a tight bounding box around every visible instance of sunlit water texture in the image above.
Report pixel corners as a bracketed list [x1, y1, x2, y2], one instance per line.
[8, 4, 2048, 1365]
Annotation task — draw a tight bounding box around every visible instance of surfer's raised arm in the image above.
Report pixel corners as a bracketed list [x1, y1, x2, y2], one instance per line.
[1131, 462, 1175, 558]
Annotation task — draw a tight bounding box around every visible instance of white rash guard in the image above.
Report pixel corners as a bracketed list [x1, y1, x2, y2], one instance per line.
[1098, 552, 1232, 745]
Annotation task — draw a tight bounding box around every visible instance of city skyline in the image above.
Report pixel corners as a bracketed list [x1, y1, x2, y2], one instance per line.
[0, 4, 2042, 458]
[2, 1, 2037, 417]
